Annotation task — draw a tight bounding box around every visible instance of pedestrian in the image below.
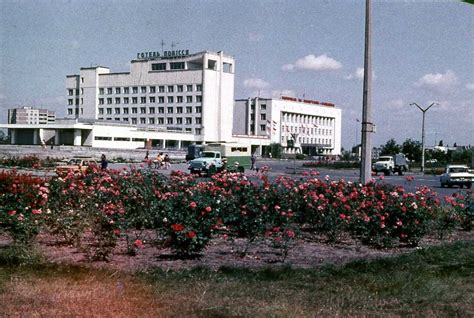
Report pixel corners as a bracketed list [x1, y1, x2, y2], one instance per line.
[268, 152, 272, 159]
[100, 154, 108, 170]
[41, 139, 46, 149]
[163, 154, 171, 170]
[250, 153, 256, 170]
[144, 150, 149, 160]
[50, 140, 54, 149]
[154, 152, 163, 169]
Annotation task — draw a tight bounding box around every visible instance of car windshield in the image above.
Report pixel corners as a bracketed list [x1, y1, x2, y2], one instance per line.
[202, 152, 216, 158]
[449, 167, 468, 173]
[378, 157, 391, 161]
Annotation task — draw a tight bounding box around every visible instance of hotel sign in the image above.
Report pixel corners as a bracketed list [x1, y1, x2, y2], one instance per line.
[136, 49, 190, 59]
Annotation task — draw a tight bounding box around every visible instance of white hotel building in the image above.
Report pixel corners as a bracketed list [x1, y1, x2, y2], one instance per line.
[3, 49, 342, 155]
[62, 50, 235, 148]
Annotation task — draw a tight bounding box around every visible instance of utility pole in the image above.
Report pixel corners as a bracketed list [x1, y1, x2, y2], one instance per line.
[360, 0, 374, 184]
[410, 102, 438, 173]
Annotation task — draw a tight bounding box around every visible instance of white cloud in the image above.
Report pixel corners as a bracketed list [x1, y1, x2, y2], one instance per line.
[414, 70, 458, 93]
[243, 78, 270, 90]
[344, 67, 376, 81]
[282, 54, 342, 72]
[465, 83, 474, 91]
[0, 94, 6, 100]
[282, 64, 295, 72]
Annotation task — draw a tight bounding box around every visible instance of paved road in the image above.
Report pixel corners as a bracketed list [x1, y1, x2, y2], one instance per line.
[3, 159, 469, 197]
[111, 160, 468, 197]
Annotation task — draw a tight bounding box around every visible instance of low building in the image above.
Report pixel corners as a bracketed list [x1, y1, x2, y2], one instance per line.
[234, 96, 342, 156]
[8, 107, 55, 125]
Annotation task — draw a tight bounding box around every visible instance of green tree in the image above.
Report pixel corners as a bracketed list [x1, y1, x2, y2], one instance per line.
[0, 130, 10, 144]
[268, 143, 282, 158]
[401, 139, 422, 163]
[380, 138, 401, 155]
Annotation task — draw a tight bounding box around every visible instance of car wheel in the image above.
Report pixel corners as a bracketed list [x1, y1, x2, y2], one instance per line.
[447, 183, 452, 188]
[440, 182, 445, 188]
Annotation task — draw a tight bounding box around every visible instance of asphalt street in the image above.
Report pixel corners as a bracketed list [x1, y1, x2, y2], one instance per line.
[2, 159, 469, 198]
[110, 159, 467, 197]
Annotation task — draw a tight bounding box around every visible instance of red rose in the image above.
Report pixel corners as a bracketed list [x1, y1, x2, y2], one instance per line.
[190, 202, 197, 209]
[134, 239, 143, 248]
[205, 206, 212, 213]
[171, 223, 185, 232]
[186, 231, 196, 239]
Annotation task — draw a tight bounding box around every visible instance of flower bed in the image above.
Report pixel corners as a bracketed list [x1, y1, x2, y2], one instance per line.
[1, 167, 472, 261]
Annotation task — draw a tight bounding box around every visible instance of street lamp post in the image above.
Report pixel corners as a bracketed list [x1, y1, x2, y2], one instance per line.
[410, 102, 438, 173]
[360, 0, 374, 184]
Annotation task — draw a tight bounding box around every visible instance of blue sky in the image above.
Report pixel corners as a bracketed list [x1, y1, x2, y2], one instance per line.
[1, 0, 473, 149]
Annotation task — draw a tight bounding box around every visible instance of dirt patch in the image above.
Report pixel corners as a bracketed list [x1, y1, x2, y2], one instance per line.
[2, 230, 472, 272]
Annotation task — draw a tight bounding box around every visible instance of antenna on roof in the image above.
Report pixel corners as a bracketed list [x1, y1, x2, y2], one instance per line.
[171, 41, 179, 49]
[160, 40, 166, 54]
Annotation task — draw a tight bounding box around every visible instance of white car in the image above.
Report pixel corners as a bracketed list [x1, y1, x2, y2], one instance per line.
[440, 165, 474, 189]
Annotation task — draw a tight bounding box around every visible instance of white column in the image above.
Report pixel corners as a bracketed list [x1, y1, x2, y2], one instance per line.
[54, 130, 60, 145]
[33, 129, 39, 145]
[177, 140, 182, 149]
[162, 139, 166, 149]
[10, 129, 16, 144]
[73, 129, 82, 146]
[38, 128, 44, 144]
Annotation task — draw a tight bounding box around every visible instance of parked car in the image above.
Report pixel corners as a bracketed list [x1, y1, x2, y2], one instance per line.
[440, 165, 474, 188]
[188, 151, 224, 176]
[56, 157, 97, 175]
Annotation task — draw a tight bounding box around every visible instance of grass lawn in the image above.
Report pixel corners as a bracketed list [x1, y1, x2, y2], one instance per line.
[1, 241, 473, 317]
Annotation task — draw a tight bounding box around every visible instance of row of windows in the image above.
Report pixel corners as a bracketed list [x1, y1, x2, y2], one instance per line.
[282, 113, 334, 126]
[68, 89, 83, 96]
[95, 136, 148, 141]
[281, 126, 333, 136]
[249, 113, 267, 121]
[97, 117, 201, 125]
[97, 95, 202, 105]
[94, 128, 202, 137]
[98, 84, 202, 95]
[151, 62, 186, 71]
[68, 98, 82, 105]
[250, 104, 267, 111]
[98, 106, 202, 115]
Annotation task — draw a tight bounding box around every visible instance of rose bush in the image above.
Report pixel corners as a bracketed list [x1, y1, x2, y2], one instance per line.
[2, 165, 471, 260]
[0, 170, 49, 244]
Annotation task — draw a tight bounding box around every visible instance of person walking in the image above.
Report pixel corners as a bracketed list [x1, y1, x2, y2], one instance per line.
[100, 154, 108, 170]
[163, 154, 171, 170]
[154, 152, 163, 169]
[250, 153, 257, 170]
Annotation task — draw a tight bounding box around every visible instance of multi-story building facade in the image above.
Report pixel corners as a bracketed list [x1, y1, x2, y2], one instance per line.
[65, 51, 235, 143]
[8, 107, 55, 125]
[234, 96, 342, 156]
[3, 50, 343, 154]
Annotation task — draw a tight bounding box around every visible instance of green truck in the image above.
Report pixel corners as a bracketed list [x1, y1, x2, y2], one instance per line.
[187, 143, 251, 175]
